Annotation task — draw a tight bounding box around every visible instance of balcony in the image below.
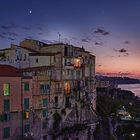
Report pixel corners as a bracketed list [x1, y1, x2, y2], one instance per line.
[55, 88, 62, 94]
[52, 103, 62, 109]
[40, 90, 50, 95]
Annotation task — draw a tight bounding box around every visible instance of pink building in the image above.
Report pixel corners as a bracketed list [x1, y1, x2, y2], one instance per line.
[0, 65, 22, 140]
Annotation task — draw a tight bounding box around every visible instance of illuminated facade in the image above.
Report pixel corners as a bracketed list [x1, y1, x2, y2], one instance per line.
[0, 39, 96, 140]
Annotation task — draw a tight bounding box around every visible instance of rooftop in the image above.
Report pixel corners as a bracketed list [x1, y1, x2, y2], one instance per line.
[0, 65, 21, 77]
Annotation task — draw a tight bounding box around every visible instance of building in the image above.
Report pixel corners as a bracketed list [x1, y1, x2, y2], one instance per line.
[0, 65, 22, 140]
[0, 39, 97, 140]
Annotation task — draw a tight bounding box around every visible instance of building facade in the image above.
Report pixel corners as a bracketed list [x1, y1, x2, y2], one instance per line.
[0, 39, 97, 140]
[0, 65, 22, 140]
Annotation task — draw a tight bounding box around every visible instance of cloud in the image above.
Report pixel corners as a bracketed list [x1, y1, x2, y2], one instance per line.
[113, 48, 129, 57]
[0, 34, 6, 39]
[7, 32, 18, 37]
[118, 72, 131, 76]
[8, 37, 16, 41]
[81, 39, 89, 43]
[119, 48, 127, 53]
[114, 48, 127, 53]
[94, 28, 110, 35]
[0, 23, 17, 30]
[94, 41, 103, 46]
[124, 41, 130, 44]
[0, 31, 18, 37]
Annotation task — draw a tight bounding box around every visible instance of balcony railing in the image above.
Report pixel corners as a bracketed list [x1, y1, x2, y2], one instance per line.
[55, 88, 62, 94]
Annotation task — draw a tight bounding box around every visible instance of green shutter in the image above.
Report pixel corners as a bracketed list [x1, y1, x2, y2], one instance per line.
[43, 99, 48, 107]
[43, 110, 48, 118]
[24, 83, 29, 91]
[24, 98, 29, 110]
[4, 100, 10, 112]
[3, 127, 10, 138]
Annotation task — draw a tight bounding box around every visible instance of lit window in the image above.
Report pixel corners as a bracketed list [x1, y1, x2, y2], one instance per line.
[3, 83, 10, 96]
[64, 82, 71, 94]
[24, 111, 29, 120]
[74, 58, 81, 68]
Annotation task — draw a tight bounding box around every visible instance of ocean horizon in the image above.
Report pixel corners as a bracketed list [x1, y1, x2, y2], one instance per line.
[118, 83, 140, 97]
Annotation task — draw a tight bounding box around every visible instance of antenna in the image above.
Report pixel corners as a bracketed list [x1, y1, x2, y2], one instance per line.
[58, 32, 61, 43]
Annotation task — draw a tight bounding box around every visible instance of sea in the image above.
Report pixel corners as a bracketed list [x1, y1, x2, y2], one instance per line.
[118, 83, 140, 97]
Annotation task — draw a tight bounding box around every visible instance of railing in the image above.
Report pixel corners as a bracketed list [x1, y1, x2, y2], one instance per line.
[55, 88, 62, 94]
[52, 103, 63, 109]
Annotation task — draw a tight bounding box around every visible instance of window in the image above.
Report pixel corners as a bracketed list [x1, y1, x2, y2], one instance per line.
[23, 111, 29, 120]
[3, 83, 10, 96]
[24, 54, 26, 61]
[42, 122, 47, 129]
[43, 135, 47, 140]
[74, 58, 81, 68]
[24, 83, 29, 91]
[42, 110, 48, 118]
[0, 113, 10, 122]
[54, 96, 58, 107]
[24, 98, 29, 110]
[24, 124, 30, 133]
[65, 97, 71, 108]
[43, 99, 48, 107]
[3, 127, 10, 139]
[64, 46, 68, 56]
[4, 99, 10, 112]
[64, 82, 71, 94]
[3, 113, 10, 122]
[40, 83, 50, 94]
[36, 58, 38, 63]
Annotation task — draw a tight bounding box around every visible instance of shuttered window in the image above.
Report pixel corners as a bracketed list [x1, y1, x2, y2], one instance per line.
[24, 98, 29, 110]
[4, 99, 10, 112]
[3, 127, 10, 139]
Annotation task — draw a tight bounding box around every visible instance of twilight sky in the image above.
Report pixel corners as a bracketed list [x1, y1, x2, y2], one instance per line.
[0, 0, 140, 78]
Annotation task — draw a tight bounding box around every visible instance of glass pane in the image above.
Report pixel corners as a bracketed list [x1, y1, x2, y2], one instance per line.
[3, 83, 10, 96]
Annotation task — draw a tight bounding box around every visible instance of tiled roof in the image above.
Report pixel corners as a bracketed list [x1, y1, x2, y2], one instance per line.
[0, 65, 21, 77]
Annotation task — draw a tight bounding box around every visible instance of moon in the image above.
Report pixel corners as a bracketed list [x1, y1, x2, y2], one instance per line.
[29, 10, 32, 14]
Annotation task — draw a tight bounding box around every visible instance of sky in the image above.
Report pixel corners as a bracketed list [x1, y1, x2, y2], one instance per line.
[0, 0, 140, 78]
